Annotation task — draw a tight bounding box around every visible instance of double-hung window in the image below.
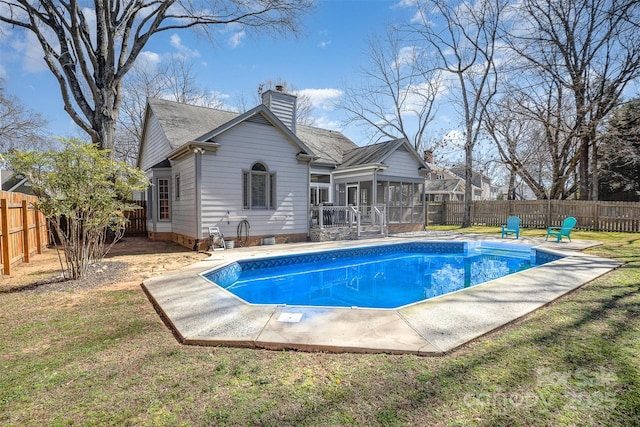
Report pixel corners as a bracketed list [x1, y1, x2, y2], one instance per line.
[243, 162, 275, 209]
[157, 178, 170, 220]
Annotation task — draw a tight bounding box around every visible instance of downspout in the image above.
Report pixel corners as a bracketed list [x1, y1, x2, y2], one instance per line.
[193, 147, 204, 250]
[307, 162, 311, 239]
[372, 167, 379, 231]
[297, 152, 317, 240]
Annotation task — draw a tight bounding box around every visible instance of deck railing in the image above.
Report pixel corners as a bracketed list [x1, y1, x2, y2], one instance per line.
[310, 204, 386, 237]
[311, 205, 357, 229]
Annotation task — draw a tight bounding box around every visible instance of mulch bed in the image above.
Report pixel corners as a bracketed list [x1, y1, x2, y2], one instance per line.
[1, 261, 130, 294]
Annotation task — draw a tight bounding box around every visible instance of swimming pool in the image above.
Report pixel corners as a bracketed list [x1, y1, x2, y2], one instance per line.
[202, 241, 564, 309]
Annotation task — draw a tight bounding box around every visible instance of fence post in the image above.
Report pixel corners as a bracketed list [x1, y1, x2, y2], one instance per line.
[34, 205, 43, 254]
[21, 200, 30, 263]
[442, 200, 447, 225]
[1, 198, 10, 276]
[471, 201, 476, 225]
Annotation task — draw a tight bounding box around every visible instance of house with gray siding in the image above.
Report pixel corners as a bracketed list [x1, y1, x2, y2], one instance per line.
[137, 88, 429, 249]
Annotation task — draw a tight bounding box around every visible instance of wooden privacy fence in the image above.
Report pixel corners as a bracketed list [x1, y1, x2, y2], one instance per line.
[427, 200, 640, 232]
[124, 200, 147, 236]
[0, 191, 49, 276]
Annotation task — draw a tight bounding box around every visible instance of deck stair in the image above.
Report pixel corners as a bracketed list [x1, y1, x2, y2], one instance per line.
[356, 224, 386, 239]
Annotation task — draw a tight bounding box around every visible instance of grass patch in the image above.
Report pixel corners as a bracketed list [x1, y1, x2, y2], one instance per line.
[1, 230, 639, 425]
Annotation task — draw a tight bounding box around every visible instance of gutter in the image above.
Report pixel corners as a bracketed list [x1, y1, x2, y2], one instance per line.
[168, 142, 221, 161]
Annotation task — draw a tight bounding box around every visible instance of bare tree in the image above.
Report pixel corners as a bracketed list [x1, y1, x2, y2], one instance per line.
[406, 0, 507, 227]
[507, 0, 640, 200]
[116, 57, 224, 165]
[485, 79, 582, 200]
[486, 96, 549, 199]
[0, 0, 313, 152]
[0, 83, 49, 153]
[338, 29, 441, 151]
[294, 91, 315, 127]
[0, 88, 48, 152]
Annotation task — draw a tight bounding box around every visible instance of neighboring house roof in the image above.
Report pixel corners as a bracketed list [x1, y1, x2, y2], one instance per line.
[425, 178, 464, 193]
[141, 98, 357, 168]
[1, 172, 32, 194]
[425, 164, 460, 180]
[450, 166, 491, 188]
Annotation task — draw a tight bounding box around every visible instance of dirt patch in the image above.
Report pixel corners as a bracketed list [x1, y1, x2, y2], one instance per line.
[0, 237, 209, 293]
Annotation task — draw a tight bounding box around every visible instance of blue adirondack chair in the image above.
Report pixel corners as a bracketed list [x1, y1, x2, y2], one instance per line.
[546, 217, 577, 242]
[501, 216, 521, 239]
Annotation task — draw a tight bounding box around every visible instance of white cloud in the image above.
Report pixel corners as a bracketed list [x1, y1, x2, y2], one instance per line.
[312, 115, 342, 131]
[169, 33, 200, 58]
[81, 7, 97, 45]
[296, 88, 343, 111]
[318, 40, 331, 49]
[219, 23, 247, 48]
[137, 51, 162, 71]
[228, 30, 246, 48]
[12, 31, 49, 73]
[395, 0, 418, 7]
[393, 45, 420, 69]
[443, 129, 464, 146]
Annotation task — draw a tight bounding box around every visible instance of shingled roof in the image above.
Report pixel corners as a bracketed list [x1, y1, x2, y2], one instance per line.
[146, 98, 357, 166]
[147, 98, 238, 151]
[340, 138, 406, 168]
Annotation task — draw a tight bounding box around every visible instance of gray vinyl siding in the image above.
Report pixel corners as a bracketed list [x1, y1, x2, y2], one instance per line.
[170, 156, 197, 238]
[261, 90, 296, 133]
[140, 112, 173, 171]
[198, 121, 309, 239]
[378, 147, 422, 180]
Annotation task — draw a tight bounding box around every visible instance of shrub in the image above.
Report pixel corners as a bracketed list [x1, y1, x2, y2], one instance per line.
[7, 138, 149, 279]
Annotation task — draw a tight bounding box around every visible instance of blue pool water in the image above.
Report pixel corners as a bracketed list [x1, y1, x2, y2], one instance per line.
[203, 241, 563, 309]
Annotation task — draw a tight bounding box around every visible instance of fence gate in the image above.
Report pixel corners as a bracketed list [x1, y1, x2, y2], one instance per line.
[124, 201, 147, 236]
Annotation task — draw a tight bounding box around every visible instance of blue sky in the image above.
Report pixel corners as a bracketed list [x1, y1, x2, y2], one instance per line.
[0, 0, 423, 146]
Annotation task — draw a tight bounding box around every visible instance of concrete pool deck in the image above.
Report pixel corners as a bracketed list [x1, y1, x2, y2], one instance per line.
[141, 233, 622, 355]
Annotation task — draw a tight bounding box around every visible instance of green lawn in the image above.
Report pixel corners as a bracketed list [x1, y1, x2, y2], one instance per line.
[1, 229, 639, 426]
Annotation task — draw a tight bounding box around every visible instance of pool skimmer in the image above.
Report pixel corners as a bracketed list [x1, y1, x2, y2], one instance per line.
[277, 312, 303, 323]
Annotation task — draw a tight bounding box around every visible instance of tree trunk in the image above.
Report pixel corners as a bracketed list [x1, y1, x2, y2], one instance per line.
[94, 112, 117, 151]
[462, 142, 473, 228]
[508, 169, 517, 200]
[578, 136, 590, 199]
[590, 132, 599, 200]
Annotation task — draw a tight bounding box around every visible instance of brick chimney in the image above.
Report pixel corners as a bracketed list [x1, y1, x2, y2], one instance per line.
[261, 85, 297, 134]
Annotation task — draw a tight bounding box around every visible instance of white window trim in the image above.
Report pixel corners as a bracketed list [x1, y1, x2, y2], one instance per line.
[243, 162, 276, 210]
[156, 177, 170, 221]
